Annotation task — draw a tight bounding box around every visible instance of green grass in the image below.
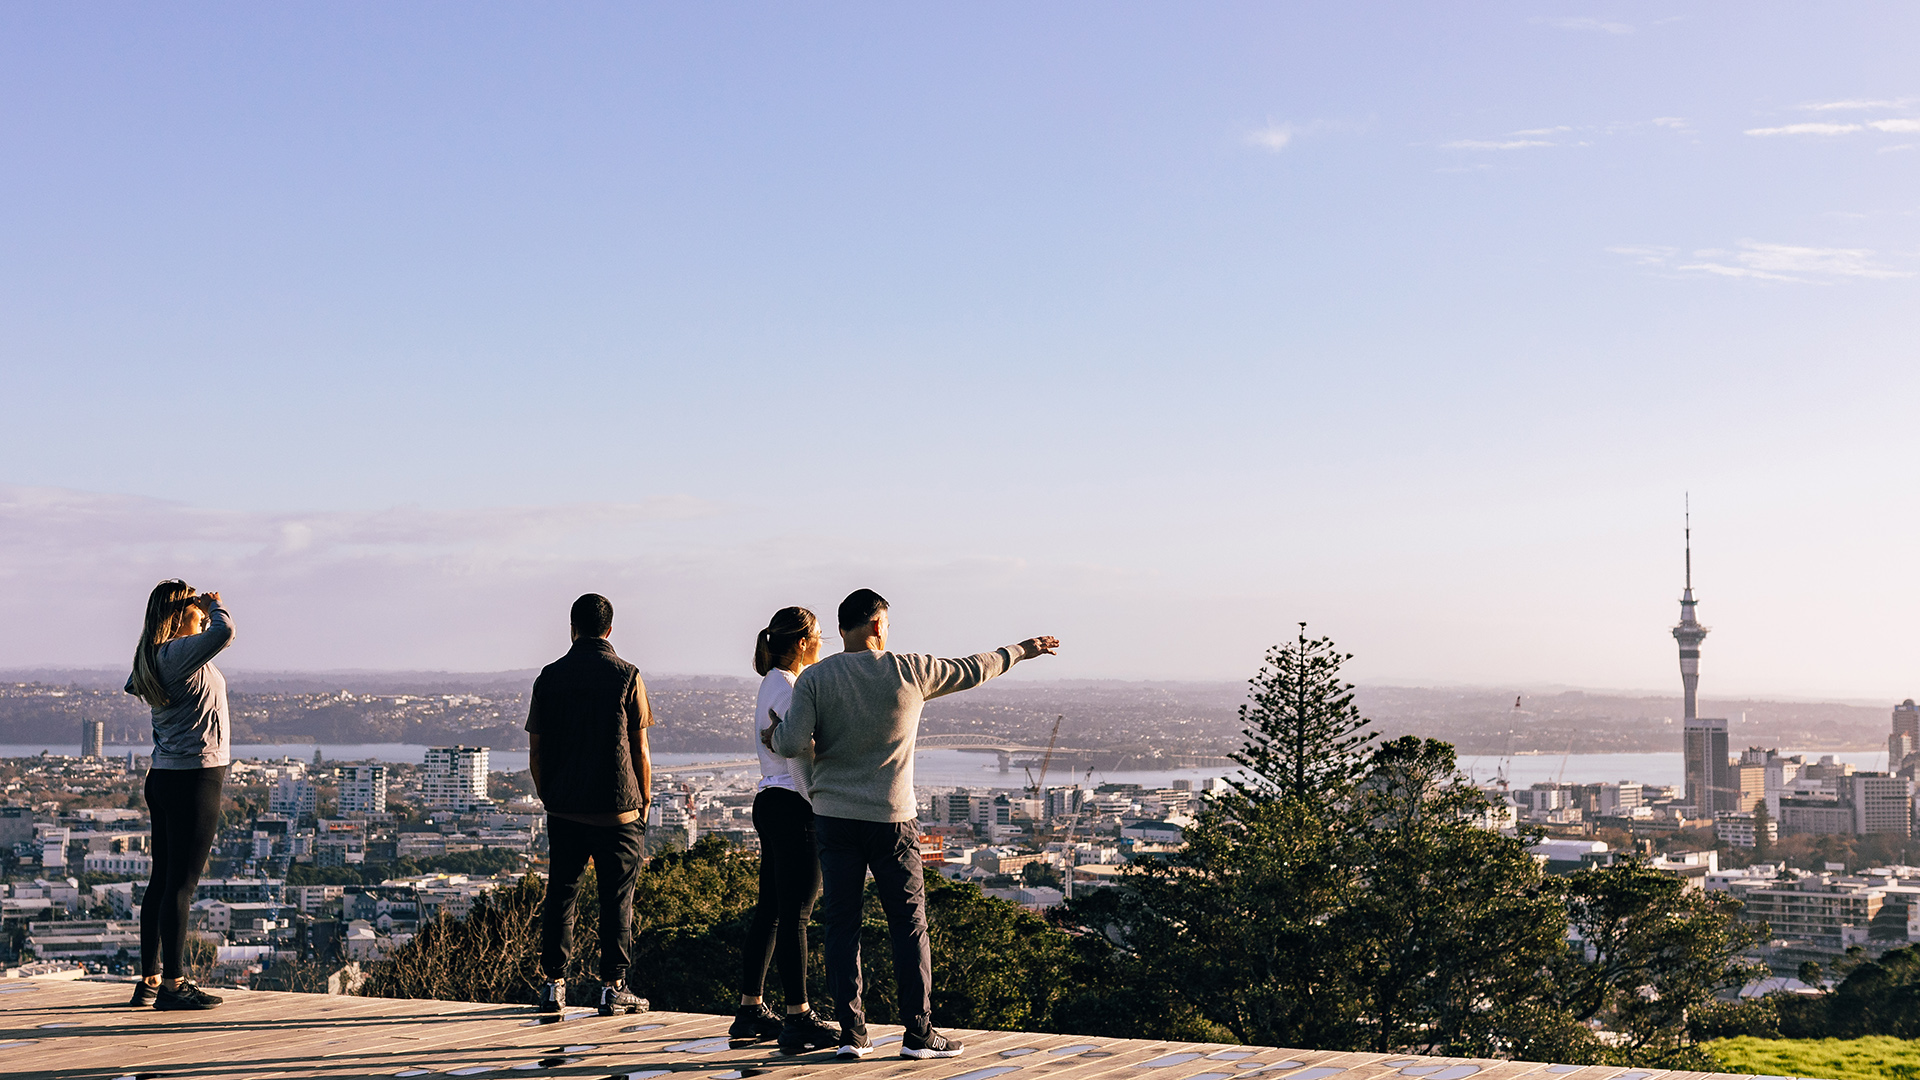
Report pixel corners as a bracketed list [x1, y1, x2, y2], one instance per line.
[1709, 1036, 1920, 1080]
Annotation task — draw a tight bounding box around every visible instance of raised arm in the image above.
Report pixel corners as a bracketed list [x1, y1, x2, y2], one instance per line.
[915, 637, 1060, 700]
[166, 596, 236, 676]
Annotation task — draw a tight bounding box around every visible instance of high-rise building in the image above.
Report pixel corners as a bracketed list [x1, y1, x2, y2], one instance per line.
[421, 746, 490, 811]
[1683, 718, 1729, 815]
[80, 719, 104, 759]
[1891, 699, 1920, 777]
[1672, 508, 1736, 814]
[1848, 773, 1913, 837]
[338, 765, 388, 815]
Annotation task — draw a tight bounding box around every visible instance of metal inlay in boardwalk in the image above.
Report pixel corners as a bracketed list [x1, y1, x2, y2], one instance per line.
[0, 979, 1813, 1080]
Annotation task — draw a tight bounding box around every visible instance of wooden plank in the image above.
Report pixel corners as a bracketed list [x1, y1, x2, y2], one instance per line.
[0, 981, 1788, 1080]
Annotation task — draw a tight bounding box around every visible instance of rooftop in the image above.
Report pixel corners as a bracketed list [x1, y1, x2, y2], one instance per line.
[0, 977, 1795, 1080]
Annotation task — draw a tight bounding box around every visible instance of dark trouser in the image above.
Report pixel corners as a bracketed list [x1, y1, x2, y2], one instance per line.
[816, 814, 932, 1039]
[741, 786, 820, 1002]
[141, 765, 227, 980]
[542, 815, 647, 984]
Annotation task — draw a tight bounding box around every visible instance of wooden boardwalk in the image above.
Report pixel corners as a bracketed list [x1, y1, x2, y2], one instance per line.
[0, 978, 1811, 1080]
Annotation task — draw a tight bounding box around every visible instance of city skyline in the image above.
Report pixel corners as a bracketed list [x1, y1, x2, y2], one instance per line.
[4, 6, 1919, 696]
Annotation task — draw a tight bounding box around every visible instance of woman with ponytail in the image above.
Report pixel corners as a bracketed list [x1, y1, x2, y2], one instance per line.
[728, 606, 838, 1053]
[123, 579, 234, 1011]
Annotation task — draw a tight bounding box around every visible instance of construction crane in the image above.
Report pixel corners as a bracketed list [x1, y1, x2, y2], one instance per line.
[1494, 695, 1522, 794]
[1030, 714, 1064, 801]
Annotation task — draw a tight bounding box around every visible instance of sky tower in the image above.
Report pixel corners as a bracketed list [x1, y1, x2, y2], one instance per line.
[1674, 502, 1729, 814]
[1672, 504, 1708, 721]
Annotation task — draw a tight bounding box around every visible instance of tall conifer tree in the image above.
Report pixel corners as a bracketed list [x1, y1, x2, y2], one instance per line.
[1229, 622, 1376, 805]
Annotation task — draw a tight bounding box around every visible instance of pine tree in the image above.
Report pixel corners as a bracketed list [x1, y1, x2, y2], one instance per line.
[1229, 623, 1377, 806]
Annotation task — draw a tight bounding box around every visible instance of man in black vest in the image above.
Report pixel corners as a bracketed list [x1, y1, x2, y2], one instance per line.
[526, 593, 654, 1015]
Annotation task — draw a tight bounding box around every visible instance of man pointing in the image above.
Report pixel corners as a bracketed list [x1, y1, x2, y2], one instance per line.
[768, 588, 1058, 1060]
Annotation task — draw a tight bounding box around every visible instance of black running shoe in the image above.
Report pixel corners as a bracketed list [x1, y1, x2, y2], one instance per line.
[776, 1009, 842, 1055]
[835, 1025, 872, 1060]
[729, 1002, 783, 1047]
[597, 981, 648, 1016]
[154, 980, 223, 1011]
[900, 1029, 963, 1059]
[538, 979, 566, 1014]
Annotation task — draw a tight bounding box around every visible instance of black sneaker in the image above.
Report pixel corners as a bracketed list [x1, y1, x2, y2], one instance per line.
[777, 1009, 842, 1055]
[129, 980, 158, 1007]
[154, 980, 223, 1011]
[729, 1002, 783, 1047]
[900, 1029, 963, 1059]
[835, 1025, 872, 1060]
[597, 981, 648, 1016]
[538, 979, 566, 1014]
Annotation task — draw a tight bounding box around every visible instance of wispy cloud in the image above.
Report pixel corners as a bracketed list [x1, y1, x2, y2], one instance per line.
[1439, 117, 1689, 154]
[1613, 241, 1914, 283]
[1531, 16, 1633, 34]
[1868, 119, 1920, 133]
[1243, 118, 1356, 153]
[1245, 124, 1296, 152]
[1745, 122, 1865, 136]
[1603, 245, 1677, 266]
[1443, 138, 1554, 151]
[0, 486, 724, 563]
[1803, 97, 1916, 111]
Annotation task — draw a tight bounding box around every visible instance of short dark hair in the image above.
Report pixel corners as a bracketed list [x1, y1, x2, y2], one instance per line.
[837, 588, 888, 632]
[571, 593, 614, 637]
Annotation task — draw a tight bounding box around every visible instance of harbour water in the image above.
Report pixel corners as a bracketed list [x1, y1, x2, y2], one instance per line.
[3, 743, 1889, 790]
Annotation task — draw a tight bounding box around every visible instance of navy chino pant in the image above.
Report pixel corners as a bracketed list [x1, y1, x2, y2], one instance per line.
[815, 814, 933, 1039]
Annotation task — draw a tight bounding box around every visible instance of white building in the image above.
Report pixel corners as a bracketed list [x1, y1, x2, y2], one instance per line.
[82, 852, 153, 876]
[648, 794, 697, 847]
[421, 747, 490, 812]
[338, 765, 388, 815]
[1714, 810, 1777, 849]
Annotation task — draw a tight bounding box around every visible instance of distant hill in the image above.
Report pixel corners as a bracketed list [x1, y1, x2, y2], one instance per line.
[0, 669, 1897, 757]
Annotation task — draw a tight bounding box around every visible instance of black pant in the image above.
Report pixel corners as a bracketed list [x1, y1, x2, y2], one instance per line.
[816, 815, 932, 1039]
[741, 787, 820, 1001]
[542, 815, 646, 984]
[142, 765, 227, 980]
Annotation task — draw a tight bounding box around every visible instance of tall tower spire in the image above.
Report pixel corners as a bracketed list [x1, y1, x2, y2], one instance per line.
[1672, 495, 1708, 720]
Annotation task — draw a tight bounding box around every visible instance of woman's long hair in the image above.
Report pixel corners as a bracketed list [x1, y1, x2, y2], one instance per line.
[129, 579, 199, 708]
[754, 606, 818, 677]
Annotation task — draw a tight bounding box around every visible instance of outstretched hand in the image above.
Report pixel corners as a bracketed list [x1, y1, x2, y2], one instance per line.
[1017, 636, 1060, 660]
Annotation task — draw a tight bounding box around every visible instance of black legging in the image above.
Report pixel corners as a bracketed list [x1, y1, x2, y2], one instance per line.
[740, 786, 820, 1002]
[142, 766, 226, 980]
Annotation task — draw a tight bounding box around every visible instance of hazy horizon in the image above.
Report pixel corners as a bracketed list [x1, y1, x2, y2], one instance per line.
[3, 663, 1908, 711]
[4, 6, 1918, 697]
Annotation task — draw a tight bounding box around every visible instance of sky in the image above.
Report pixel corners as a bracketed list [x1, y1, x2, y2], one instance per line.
[2, 4, 1918, 697]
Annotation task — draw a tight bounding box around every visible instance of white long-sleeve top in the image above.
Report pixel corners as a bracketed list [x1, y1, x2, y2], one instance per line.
[753, 668, 811, 797]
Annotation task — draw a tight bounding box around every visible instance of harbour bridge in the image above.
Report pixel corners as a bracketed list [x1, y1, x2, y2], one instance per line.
[654, 733, 1098, 776]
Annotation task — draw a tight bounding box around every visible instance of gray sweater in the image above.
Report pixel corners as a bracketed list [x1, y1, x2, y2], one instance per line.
[125, 603, 235, 770]
[770, 646, 1023, 822]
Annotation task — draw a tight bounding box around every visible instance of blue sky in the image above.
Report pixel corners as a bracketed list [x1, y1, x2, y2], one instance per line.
[3, 4, 1918, 697]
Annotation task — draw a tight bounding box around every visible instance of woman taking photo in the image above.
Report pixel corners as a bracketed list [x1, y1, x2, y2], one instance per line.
[124, 579, 234, 1011]
[729, 606, 838, 1054]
